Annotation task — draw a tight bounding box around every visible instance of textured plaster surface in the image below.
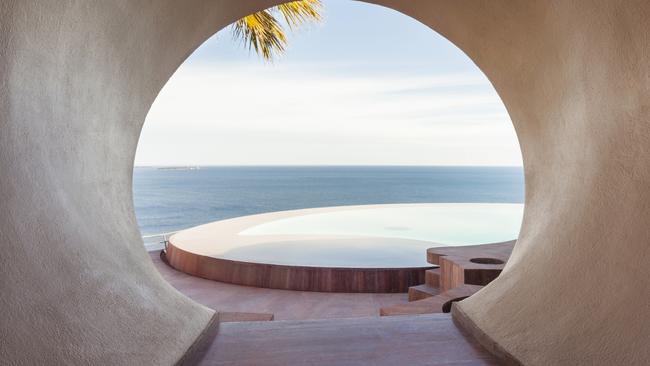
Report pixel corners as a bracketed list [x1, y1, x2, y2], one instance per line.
[1, 0, 649, 365]
[0, 1, 277, 365]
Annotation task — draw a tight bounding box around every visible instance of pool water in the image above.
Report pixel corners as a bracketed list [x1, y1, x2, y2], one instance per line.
[240, 203, 524, 246]
[172, 203, 524, 268]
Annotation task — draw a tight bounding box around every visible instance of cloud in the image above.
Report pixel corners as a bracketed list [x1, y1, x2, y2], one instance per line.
[136, 61, 522, 166]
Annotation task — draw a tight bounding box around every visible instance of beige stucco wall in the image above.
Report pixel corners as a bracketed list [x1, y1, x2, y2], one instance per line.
[0, 1, 278, 364]
[1, 0, 648, 365]
[383, 2, 650, 365]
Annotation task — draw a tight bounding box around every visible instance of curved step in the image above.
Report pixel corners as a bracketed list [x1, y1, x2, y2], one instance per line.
[425, 268, 440, 287]
[426, 241, 514, 291]
[380, 285, 484, 317]
[408, 284, 441, 301]
[426, 241, 514, 266]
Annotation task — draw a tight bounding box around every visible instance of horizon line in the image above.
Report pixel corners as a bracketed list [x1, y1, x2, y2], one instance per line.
[134, 164, 524, 168]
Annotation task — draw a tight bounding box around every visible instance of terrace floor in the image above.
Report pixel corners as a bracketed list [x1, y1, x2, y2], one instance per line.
[150, 241, 509, 365]
[150, 251, 409, 320]
[198, 314, 498, 366]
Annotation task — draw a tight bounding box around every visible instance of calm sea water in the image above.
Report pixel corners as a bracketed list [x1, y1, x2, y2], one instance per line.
[133, 166, 524, 236]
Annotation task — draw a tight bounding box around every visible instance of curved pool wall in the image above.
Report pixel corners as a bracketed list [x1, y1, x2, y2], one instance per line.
[166, 203, 523, 293]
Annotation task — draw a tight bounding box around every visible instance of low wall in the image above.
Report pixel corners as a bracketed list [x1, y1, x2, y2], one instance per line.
[166, 242, 431, 293]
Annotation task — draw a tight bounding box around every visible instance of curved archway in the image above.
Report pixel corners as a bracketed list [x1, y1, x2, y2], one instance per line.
[137, 2, 522, 169]
[1, 1, 649, 365]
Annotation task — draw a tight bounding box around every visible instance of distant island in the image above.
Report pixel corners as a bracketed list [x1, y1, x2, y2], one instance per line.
[157, 166, 201, 171]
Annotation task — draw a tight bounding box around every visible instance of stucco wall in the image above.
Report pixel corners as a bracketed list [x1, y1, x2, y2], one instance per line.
[0, 1, 278, 364]
[1, 0, 648, 365]
[381, 2, 650, 364]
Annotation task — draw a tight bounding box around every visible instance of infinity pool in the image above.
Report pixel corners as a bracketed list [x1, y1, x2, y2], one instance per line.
[241, 203, 524, 246]
[171, 203, 524, 268]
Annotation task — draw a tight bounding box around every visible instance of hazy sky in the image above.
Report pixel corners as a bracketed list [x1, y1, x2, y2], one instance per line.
[135, 0, 522, 166]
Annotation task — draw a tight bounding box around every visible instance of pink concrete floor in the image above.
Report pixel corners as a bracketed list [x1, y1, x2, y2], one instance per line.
[151, 251, 498, 365]
[150, 251, 409, 320]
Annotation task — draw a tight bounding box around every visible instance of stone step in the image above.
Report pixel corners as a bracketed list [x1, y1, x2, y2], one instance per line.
[408, 284, 441, 301]
[425, 268, 440, 287]
[198, 314, 498, 365]
[380, 297, 447, 317]
[381, 285, 484, 317]
[218, 312, 274, 322]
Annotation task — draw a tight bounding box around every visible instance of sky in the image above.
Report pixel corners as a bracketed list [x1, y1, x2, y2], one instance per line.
[135, 0, 522, 166]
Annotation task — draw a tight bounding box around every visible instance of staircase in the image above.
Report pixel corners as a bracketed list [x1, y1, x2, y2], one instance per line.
[381, 284, 483, 316]
[380, 240, 515, 316]
[407, 268, 442, 300]
[197, 314, 498, 365]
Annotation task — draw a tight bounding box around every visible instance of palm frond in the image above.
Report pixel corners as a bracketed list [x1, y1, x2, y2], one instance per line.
[232, 0, 322, 61]
[276, 0, 322, 30]
[233, 10, 287, 61]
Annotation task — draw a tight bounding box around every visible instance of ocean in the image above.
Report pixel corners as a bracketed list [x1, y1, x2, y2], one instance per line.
[133, 166, 524, 236]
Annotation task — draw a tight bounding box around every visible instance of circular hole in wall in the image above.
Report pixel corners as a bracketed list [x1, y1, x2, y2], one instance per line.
[470, 257, 505, 265]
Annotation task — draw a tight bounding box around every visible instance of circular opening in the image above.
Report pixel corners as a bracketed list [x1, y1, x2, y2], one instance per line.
[135, 1, 525, 253]
[469, 257, 505, 265]
[134, 0, 526, 299]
